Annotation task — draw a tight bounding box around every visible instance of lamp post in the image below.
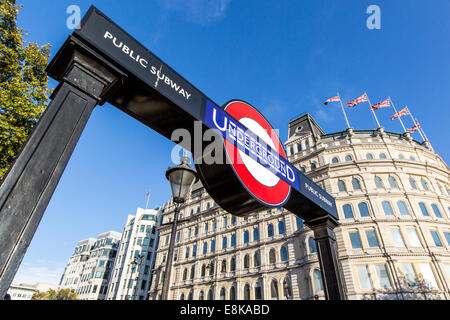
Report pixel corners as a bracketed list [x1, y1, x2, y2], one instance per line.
[132, 253, 145, 300]
[161, 153, 198, 300]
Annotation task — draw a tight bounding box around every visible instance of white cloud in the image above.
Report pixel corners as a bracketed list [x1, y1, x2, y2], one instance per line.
[12, 262, 65, 287]
[158, 0, 231, 24]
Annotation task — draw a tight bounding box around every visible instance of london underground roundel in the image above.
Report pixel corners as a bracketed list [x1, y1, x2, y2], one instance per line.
[223, 100, 291, 207]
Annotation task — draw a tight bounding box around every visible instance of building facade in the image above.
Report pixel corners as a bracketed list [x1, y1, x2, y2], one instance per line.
[148, 113, 450, 300]
[7, 282, 56, 300]
[105, 208, 160, 300]
[58, 231, 121, 300]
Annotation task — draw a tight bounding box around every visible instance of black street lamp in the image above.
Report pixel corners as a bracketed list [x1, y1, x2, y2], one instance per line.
[161, 153, 198, 300]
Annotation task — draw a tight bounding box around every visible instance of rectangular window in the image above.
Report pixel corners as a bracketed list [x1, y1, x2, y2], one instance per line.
[391, 229, 405, 247]
[137, 238, 142, 246]
[349, 231, 362, 249]
[374, 264, 392, 288]
[406, 229, 421, 247]
[356, 265, 373, 290]
[444, 231, 450, 246]
[418, 263, 438, 288]
[401, 263, 418, 287]
[430, 230, 443, 247]
[365, 230, 379, 247]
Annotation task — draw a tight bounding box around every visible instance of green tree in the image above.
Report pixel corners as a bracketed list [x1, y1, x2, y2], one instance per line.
[31, 288, 78, 300]
[0, 0, 51, 179]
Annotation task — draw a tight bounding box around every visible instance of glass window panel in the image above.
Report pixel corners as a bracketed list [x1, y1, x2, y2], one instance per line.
[358, 202, 370, 217]
[374, 265, 392, 289]
[419, 202, 430, 216]
[418, 263, 438, 288]
[406, 229, 421, 247]
[343, 204, 354, 219]
[391, 229, 405, 247]
[382, 201, 394, 216]
[401, 263, 418, 287]
[431, 204, 443, 218]
[356, 265, 373, 290]
[349, 232, 363, 249]
[397, 201, 410, 215]
[430, 230, 443, 247]
[443, 232, 450, 246]
[365, 230, 379, 247]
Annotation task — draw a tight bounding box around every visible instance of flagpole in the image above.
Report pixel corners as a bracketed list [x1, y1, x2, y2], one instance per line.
[407, 107, 425, 141]
[415, 118, 429, 141]
[389, 96, 407, 132]
[365, 92, 381, 128]
[145, 190, 151, 210]
[337, 92, 350, 128]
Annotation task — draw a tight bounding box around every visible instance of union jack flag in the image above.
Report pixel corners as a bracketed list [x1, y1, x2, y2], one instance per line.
[323, 96, 340, 106]
[347, 93, 368, 107]
[408, 123, 421, 133]
[371, 98, 390, 111]
[390, 107, 409, 120]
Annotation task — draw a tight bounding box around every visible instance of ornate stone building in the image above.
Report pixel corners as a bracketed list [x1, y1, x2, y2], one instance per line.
[149, 113, 450, 300]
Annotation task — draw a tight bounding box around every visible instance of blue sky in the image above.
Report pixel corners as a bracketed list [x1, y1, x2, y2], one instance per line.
[13, 0, 450, 285]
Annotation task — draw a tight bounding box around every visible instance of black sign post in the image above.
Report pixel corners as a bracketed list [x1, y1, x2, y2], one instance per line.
[0, 6, 345, 300]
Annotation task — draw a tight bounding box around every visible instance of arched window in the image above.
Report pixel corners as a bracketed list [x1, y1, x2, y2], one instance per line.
[352, 178, 361, 190]
[244, 283, 251, 300]
[331, 157, 339, 164]
[219, 288, 226, 300]
[253, 228, 260, 241]
[419, 202, 430, 216]
[269, 248, 276, 264]
[280, 246, 288, 262]
[199, 290, 204, 300]
[382, 201, 394, 216]
[254, 250, 261, 267]
[196, 206, 200, 214]
[308, 237, 317, 253]
[205, 222, 209, 233]
[190, 265, 195, 279]
[278, 221, 286, 235]
[268, 223, 274, 237]
[207, 288, 214, 300]
[345, 154, 353, 161]
[300, 166, 306, 173]
[221, 260, 227, 273]
[231, 234, 236, 247]
[409, 155, 416, 161]
[388, 176, 398, 188]
[244, 254, 250, 268]
[409, 177, 418, 190]
[209, 262, 214, 276]
[313, 269, 324, 293]
[255, 281, 263, 300]
[283, 277, 293, 299]
[366, 153, 374, 160]
[399, 154, 405, 159]
[223, 216, 228, 227]
[190, 209, 194, 216]
[212, 220, 216, 230]
[243, 230, 249, 244]
[374, 176, 384, 189]
[379, 153, 387, 159]
[201, 264, 206, 277]
[182, 268, 188, 281]
[342, 204, 354, 219]
[188, 290, 193, 300]
[180, 293, 185, 300]
[222, 237, 227, 249]
[421, 179, 429, 191]
[296, 217, 303, 229]
[229, 286, 236, 300]
[206, 202, 210, 210]
[270, 280, 279, 299]
[338, 180, 347, 192]
[311, 162, 317, 170]
[231, 215, 236, 224]
[431, 204, 443, 218]
[358, 202, 370, 217]
[397, 201, 410, 215]
[230, 256, 236, 271]
[203, 242, 207, 254]
[305, 140, 310, 148]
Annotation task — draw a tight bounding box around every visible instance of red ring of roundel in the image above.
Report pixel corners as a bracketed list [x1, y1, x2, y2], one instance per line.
[223, 100, 291, 206]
